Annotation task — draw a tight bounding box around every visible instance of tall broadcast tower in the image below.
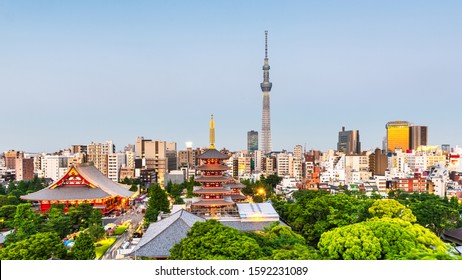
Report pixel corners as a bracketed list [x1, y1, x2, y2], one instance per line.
[260, 30, 272, 154]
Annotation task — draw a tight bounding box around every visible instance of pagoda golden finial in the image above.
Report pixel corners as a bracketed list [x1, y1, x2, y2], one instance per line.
[209, 114, 215, 149]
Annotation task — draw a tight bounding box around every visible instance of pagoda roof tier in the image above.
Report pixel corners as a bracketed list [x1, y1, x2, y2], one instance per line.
[230, 194, 247, 200]
[197, 149, 229, 160]
[191, 199, 235, 207]
[21, 164, 134, 202]
[193, 187, 233, 194]
[196, 164, 230, 171]
[223, 182, 246, 189]
[195, 176, 230, 183]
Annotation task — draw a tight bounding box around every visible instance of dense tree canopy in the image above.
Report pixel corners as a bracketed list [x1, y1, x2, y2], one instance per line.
[240, 175, 282, 202]
[0, 205, 17, 229]
[170, 220, 263, 260]
[275, 190, 374, 246]
[0, 232, 68, 260]
[254, 223, 321, 260]
[318, 218, 456, 260]
[4, 177, 48, 200]
[43, 207, 73, 239]
[368, 199, 416, 222]
[5, 203, 40, 244]
[389, 191, 462, 235]
[87, 209, 105, 241]
[72, 232, 96, 260]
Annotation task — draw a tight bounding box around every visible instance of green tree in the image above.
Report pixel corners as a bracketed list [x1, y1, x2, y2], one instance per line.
[318, 218, 455, 260]
[144, 184, 170, 225]
[0, 205, 17, 229]
[277, 190, 374, 246]
[391, 192, 461, 235]
[0, 232, 68, 260]
[44, 207, 72, 239]
[87, 209, 105, 241]
[319, 222, 384, 260]
[165, 181, 186, 204]
[170, 220, 263, 260]
[368, 199, 416, 222]
[260, 174, 282, 189]
[72, 232, 96, 260]
[7, 195, 20, 205]
[257, 223, 321, 260]
[0, 195, 9, 207]
[68, 203, 94, 230]
[5, 203, 40, 244]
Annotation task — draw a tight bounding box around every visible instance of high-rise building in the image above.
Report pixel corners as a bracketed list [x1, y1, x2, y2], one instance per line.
[260, 31, 273, 154]
[178, 148, 196, 169]
[136, 137, 177, 185]
[386, 121, 428, 152]
[247, 130, 258, 153]
[135, 136, 149, 158]
[87, 140, 115, 176]
[108, 153, 126, 182]
[409, 125, 428, 150]
[4, 150, 20, 170]
[294, 145, 303, 160]
[39, 155, 69, 181]
[386, 121, 411, 152]
[337, 127, 361, 155]
[369, 148, 388, 176]
[71, 145, 87, 154]
[15, 157, 34, 181]
[3, 151, 34, 181]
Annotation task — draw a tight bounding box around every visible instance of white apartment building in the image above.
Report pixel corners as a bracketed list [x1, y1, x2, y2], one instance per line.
[39, 155, 69, 181]
[238, 155, 252, 177]
[387, 149, 411, 178]
[87, 140, 115, 177]
[292, 158, 303, 181]
[253, 150, 263, 172]
[345, 155, 371, 184]
[429, 163, 450, 198]
[108, 153, 127, 182]
[277, 153, 290, 177]
[405, 153, 427, 172]
[320, 154, 345, 183]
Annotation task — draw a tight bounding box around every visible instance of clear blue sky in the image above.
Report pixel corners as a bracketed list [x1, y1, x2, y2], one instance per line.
[1, 0, 461, 153]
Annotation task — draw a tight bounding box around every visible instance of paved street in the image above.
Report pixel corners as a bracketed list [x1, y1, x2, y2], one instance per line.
[101, 204, 145, 260]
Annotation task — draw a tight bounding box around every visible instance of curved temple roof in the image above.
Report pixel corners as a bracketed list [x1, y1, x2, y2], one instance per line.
[21, 164, 134, 201]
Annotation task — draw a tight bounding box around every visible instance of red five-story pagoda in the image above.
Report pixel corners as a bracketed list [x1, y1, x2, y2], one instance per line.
[190, 115, 239, 218]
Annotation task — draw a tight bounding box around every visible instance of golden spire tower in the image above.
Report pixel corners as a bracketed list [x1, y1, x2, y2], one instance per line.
[209, 114, 215, 149]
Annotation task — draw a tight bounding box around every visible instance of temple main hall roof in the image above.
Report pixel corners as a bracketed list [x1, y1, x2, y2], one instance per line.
[21, 163, 134, 201]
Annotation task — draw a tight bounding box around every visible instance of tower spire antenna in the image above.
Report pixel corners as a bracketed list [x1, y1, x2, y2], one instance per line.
[209, 114, 215, 149]
[265, 30, 268, 58]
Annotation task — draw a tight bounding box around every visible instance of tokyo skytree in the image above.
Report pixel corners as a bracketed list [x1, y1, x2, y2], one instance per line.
[260, 30, 272, 154]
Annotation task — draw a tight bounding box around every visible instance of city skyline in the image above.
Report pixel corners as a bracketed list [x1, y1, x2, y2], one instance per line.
[1, 1, 461, 153]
